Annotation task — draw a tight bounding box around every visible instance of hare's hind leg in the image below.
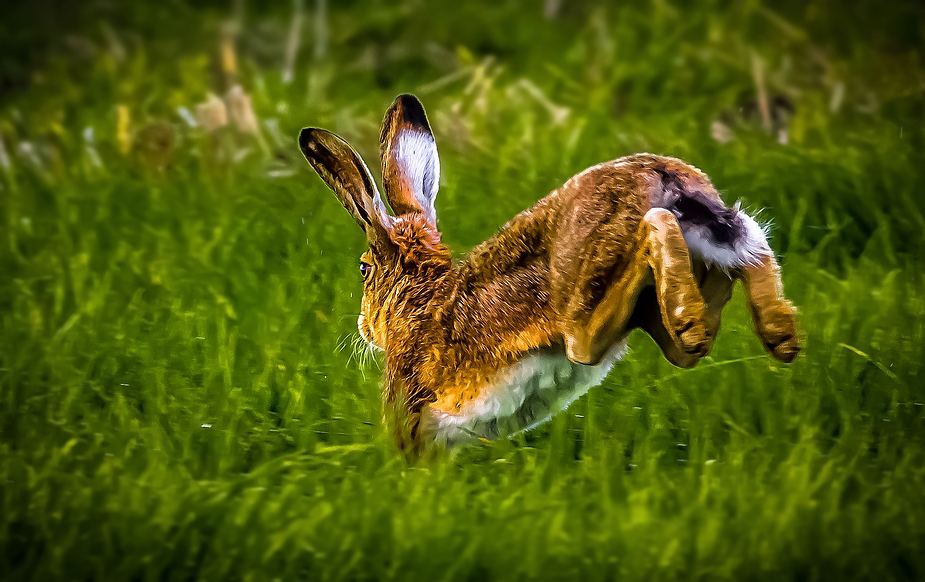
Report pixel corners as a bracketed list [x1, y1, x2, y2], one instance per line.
[563, 241, 649, 366]
[635, 262, 735, 368]
[565, 208, 712, 365]
[738, 256, 800, 362]
[637, 209, 716, 365]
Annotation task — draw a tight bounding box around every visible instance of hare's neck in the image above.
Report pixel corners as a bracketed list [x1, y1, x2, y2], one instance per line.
[439, 199, 561, 363]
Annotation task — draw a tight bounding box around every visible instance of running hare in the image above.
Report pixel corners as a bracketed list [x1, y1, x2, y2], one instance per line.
[299, 94, 800, 456]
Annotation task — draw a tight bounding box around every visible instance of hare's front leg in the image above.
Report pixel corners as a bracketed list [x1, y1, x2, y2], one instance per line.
[565, 208, 712, 365]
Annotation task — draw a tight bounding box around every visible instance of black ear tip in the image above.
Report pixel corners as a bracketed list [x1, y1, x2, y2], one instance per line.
[397, 93, 422, 108]
[395, 94, 430, 128]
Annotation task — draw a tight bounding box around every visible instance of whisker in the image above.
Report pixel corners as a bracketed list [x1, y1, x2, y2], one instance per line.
[355, 334, 373, 380]
[364, 341, 383, 372]
[335, 333, 353, 354]
[358, 340, 370, 380]
[350, 334, 365, 367]
[348, 334, 363, 368]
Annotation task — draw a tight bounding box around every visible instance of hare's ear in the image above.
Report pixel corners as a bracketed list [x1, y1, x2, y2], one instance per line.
[379, 94, 440, 227]
[299, 128, 393, 244]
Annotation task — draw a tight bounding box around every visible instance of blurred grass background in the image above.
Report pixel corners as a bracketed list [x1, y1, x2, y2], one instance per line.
[1, 0, 924, 580]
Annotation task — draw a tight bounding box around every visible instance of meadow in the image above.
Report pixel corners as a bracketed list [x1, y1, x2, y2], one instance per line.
[1, 1, 924, 580]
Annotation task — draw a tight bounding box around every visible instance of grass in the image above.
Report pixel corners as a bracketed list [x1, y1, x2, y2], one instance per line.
[1, 0, 924, 580]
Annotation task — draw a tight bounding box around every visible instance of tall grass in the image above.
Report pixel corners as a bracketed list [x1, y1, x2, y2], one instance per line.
[1, 1, 924, 580]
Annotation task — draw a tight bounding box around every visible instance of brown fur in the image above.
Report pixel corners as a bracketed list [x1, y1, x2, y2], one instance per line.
[299, 95, 800, 457]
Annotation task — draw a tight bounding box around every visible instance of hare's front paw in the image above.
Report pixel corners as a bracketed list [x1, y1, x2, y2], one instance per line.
[565, 331, 599, 366]
[755, 301, 800, 363]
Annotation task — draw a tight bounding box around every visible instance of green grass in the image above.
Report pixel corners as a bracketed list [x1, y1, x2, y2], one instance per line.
[2, 1, 924, 580]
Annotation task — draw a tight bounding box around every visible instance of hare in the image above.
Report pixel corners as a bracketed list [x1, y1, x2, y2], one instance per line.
[299, 94, 800, 456]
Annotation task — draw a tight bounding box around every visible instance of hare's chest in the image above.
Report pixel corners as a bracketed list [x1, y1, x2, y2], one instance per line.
[428, 342, 627, 447]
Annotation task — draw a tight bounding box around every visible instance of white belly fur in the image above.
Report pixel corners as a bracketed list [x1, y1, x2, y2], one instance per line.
[428, 341, 628, 447]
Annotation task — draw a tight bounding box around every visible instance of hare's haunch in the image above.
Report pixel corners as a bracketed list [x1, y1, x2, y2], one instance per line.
[299, 94, 800, 457]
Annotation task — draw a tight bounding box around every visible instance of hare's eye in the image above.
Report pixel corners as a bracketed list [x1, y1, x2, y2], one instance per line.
[359, 261, 371, 278]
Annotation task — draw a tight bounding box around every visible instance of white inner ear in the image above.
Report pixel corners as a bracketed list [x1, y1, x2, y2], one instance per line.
[396, 129, 440, 224]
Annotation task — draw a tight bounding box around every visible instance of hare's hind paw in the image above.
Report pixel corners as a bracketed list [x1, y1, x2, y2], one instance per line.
[672, 306, 713, 359]
[755, 301, 800, 363]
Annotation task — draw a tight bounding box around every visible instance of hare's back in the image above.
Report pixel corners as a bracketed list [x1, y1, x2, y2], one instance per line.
[548, 154, 727, 313]
[553, 154, 723, 232]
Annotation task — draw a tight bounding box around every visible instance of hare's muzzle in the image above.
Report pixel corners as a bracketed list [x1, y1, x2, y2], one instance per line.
[357, 313, 380, 349]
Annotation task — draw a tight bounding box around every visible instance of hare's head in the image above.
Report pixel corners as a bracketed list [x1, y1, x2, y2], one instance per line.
[299, 95, 451, 350]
